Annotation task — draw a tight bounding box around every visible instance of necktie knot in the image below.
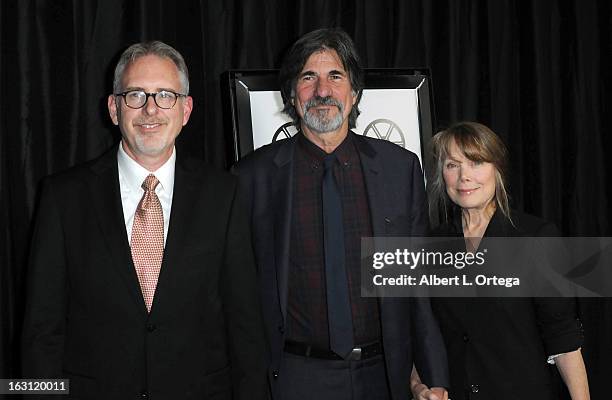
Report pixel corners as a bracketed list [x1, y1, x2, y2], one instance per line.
[142, 174, 160, 192]
[323, 154, 336, 171]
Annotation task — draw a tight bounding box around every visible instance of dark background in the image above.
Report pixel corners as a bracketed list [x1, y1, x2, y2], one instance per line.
[1, 0, 610, 397]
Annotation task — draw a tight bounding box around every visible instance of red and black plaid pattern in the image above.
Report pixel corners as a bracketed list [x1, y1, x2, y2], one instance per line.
[131, 174, 164, 312]
[286, 134, 381, 348]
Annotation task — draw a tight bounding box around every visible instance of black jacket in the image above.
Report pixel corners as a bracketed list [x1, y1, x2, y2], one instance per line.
[22, 146, 268, 399]
[235, 132, 450, 399]
[431, 208, 583, 400]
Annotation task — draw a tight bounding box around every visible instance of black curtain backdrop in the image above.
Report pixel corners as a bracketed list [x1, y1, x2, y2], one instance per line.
[1, 0, 610, 397]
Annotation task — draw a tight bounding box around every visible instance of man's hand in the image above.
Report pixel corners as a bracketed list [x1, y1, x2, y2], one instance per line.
[411, 383, 448, 400]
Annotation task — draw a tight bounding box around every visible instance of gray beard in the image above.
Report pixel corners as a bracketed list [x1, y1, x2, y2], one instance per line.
[301, 96, 345, 133]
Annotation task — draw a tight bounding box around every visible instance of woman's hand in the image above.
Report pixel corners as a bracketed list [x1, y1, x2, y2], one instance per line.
[410, 365, 449, 400]
[411, 383, 448, 400]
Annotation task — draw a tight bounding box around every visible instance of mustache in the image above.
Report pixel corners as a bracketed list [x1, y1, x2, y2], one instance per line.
[304, 96, 343, 112]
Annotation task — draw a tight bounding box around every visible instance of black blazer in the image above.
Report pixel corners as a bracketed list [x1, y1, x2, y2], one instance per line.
[234, 132, 450, 399]
[431, 209, 583, 400]
[22, 146, 267, 399]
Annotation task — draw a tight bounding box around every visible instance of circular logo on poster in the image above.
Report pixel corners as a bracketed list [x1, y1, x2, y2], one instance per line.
[272, 122, 299, 142]
[362, 119, 406, 148]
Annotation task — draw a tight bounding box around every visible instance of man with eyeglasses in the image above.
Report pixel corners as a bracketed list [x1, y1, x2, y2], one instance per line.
[22, 41, 267, 399]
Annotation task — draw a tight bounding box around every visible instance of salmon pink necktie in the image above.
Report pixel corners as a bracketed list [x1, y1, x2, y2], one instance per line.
[130, 174, 164, 312]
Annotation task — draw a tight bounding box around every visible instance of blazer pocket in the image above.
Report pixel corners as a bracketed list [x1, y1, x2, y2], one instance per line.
[62, 369, 97, 398]
[180, 244, 221, 258]
[202, 365, 232, 399]
[384, 214, 414, 234]
[179, 247, 222, 269]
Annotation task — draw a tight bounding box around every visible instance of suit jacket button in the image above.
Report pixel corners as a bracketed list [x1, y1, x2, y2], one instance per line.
[146, 324, 156, 332]
[273, 370, 279, 379]
[278, 325, 285, 334]
[463, 333, 469, 342]
[471, 384, 479, 393]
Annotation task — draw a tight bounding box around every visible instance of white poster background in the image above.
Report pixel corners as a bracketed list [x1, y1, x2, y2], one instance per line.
[355, 89, 422, 166]
[249, 91, 292, 150]
[248, 88, 422, 166]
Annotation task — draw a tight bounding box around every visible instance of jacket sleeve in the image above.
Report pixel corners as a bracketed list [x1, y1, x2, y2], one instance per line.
[408, 154, 430, 236]
[222, 178, 268, 400]
[533, 297, 583, 356]
[411, 297, 451, 388]
[407, 154, 450, 388]
[21, 178, 68, 378]
[532, 221, 584, 356]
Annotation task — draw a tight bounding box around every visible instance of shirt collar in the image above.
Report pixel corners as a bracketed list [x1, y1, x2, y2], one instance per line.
[117, 143, 176, 193]
[297, 131, 355, 167]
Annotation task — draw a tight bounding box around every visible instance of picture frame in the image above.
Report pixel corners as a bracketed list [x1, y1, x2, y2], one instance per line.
[221, 68, 436, 176]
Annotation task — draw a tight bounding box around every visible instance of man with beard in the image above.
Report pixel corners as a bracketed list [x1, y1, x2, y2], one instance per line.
[22, 41, 267, 399]
[234, 28, 449, 400]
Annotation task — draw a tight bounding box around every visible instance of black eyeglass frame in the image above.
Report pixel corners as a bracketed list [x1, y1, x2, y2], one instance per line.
[114, 90, 188, 109]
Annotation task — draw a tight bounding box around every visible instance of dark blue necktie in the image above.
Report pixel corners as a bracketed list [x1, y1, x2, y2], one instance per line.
[322, 154, 354, 358]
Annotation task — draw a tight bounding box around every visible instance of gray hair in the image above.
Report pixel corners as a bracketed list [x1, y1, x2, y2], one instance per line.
[112, 41, 189, 94]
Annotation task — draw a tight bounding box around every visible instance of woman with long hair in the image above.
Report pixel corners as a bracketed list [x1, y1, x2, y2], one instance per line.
[411, 121, 589, 400]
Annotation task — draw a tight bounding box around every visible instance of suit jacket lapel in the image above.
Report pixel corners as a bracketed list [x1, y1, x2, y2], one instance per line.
[354, 134, 390, 311]
[354, 134, 388, 236]
[88, 147, 148, 315]
[272, 138, 295, 321]
[149, 154, 203, 319]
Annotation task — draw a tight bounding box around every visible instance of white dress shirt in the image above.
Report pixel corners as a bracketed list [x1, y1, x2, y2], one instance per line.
[117, 143, 175, 246]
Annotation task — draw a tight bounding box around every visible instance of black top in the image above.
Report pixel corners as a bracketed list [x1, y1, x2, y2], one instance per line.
[431, 208, 583, 400]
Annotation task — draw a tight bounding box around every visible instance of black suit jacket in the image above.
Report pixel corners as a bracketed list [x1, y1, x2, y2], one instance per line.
[234, 132, 449, 399]
[431, 209, 583, 400]
[22, 146, 267, 399]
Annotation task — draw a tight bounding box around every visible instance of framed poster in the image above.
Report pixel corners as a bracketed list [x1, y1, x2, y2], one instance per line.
[222, 69, 435, 175]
